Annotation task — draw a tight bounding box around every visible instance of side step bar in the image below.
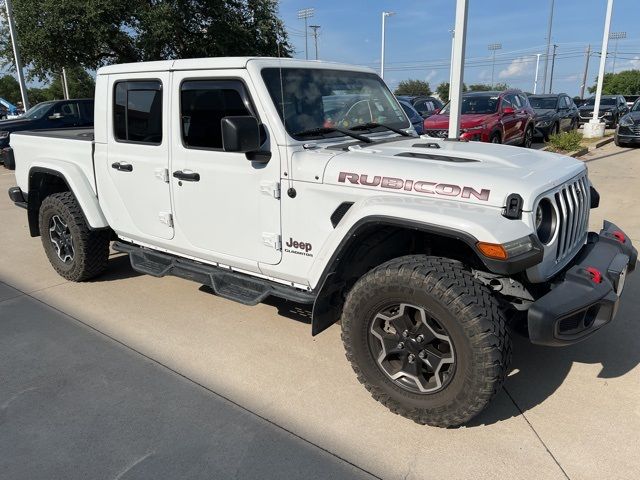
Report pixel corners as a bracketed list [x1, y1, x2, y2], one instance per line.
[113, 241, 315, 306]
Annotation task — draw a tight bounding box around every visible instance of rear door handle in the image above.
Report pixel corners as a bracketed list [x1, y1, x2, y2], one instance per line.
[173, 170, 200, 182]
[111, 162, 133, 172]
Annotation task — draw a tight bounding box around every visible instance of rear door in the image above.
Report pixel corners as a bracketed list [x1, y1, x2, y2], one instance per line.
[97, 72, 174, 241]
[169, 70, 281, 265]
[500, 94, 519, 143]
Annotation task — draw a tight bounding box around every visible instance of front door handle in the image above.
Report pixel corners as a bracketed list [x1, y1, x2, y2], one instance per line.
[111, 162, 133, 172]
[173, 170, 200, 182]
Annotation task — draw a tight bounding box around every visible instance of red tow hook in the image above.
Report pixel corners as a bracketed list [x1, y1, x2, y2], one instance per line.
[586, 267, 602, 284]
[612, 230, 626, 244]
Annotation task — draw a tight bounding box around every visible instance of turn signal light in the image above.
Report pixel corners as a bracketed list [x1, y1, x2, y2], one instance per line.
[477, 242, 508, 260]
[585, 267, 602, 284]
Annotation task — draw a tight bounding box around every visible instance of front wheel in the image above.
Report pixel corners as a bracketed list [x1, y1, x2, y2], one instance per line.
[39, 192, 110, 281]
[341, 256, 511, 427]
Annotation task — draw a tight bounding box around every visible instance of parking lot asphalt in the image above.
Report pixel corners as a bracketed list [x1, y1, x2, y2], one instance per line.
[1, 143, 639, 480]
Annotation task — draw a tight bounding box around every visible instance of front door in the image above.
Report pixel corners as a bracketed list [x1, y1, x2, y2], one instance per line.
[500, 94, 519, 143]
[98, 72, 174, 241]
[170, 71, 281, 265]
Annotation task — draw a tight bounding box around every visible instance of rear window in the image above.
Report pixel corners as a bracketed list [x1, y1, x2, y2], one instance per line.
[113, 80, 163, 144]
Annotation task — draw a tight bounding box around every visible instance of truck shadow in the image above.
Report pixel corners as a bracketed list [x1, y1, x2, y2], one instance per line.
[90, 253, 143, 282]
[470, 267, 640, 427]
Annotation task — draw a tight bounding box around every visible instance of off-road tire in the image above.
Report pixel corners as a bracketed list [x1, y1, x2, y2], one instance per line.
[341, 255, 511, 427]
[39, 192, 110, 281]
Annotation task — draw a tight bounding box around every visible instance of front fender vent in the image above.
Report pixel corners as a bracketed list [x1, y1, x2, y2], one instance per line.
[330, 202, 354, 228]
[394, 152, 477, 162]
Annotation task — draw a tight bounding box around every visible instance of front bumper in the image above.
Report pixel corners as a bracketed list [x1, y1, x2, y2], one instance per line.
[534, 124, 552, 138]
[528, 221, 637, 346]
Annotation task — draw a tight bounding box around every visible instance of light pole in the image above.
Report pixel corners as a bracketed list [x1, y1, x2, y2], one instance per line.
[580, 45, 592, 99]
[488, 43, 502, 88]
[3, 0, 30, 110]
[448, 28, 455, 100]
[309, 25, 320, 60]
[448, 0, 469, 140]
[584, 0, 614, 139]
[297, 8, 315, 60]
[380, 11, 395, 79]
[533, 53, 541, 94]
[541, 0, 555, 95]
[548, 44, 558, 93]
[609, 31, 626, 73]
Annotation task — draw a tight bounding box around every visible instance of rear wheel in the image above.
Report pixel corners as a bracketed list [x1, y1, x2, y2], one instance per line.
[490, 132, 501, 144]
[521, 126, 533, 148]
[39, 192, 110, 281]
[341, 255, 511, 427]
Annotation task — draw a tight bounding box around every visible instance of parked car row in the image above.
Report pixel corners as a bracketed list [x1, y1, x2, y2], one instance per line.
[0, 98, 94, 169]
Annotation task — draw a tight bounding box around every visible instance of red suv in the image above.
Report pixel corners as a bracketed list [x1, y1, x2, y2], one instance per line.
[423, 90, 535, 147]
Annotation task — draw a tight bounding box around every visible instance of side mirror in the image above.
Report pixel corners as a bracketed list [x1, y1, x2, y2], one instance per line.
[502, 107, 515, 115]
[221, 116, 260, 153]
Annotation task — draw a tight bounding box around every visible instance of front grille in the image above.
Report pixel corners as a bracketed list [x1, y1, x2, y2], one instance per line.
[631, 124, 640, 135]
[425, 129, 448, 138]
[553, 174, 590, 262]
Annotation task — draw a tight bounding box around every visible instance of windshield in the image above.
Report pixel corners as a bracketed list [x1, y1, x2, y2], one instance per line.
[22, 102, 54, 120]
[528, 97, 557, 109]
[261, 68, 408, 139]
[440, 95, 499, 115]
[632, 99, 640, 112]
[585, 97, 615, 106]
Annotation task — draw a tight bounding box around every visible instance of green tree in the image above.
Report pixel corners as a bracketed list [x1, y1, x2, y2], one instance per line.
[27, 87, 55, 105]
[0, 0, 292, 79]
[435, 81, 468, 101]
[48, 68, 96, 99]
[0, 75, 21, 104]
[394, 79, 432, 96]
[467, 82, 509, 92]
[588, 70, 640, 95]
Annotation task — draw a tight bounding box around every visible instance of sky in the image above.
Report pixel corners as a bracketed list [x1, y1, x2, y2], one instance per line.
[278, 0, 640, 97]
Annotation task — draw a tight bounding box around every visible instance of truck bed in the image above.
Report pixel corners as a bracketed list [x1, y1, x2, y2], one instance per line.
[13, 128, 94, 141]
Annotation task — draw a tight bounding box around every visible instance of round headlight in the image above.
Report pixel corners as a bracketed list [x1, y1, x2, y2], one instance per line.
[535, 198, 556, 245]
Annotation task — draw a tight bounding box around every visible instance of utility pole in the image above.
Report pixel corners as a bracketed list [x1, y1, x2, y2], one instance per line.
[309, 25, 320, 60]
[380, 11, 395, 79]
[584, 0, 614, 139]
[4, 0, 30, 110]
[580, 44, 591, 99]
[488, 43, 502, 88]
[448, 28, 455, 100]
[548, 44, 558, 93]
[541, 0, 555, 95]
[62, 68, 70, 99]
[533, 53, 541, 94]
[609, 31, 626, 73]
[297, 8, 314, 60]
[448, 0, 469, 140]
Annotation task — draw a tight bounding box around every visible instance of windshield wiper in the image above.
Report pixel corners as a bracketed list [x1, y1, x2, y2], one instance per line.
[349, 122, 412, 137]
[293, 126, 373, 143]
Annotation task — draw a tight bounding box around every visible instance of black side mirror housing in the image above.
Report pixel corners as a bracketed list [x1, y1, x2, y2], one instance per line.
[221, 116, 260, 153]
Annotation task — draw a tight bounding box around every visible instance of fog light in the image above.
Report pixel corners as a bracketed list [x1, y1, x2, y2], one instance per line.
[586, 267, 602, 284]
[612, 230, 626, 244]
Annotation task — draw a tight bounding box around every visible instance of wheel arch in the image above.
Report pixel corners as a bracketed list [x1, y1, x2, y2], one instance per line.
[311, 216, 488, 336]
[27, 166, 108, 237]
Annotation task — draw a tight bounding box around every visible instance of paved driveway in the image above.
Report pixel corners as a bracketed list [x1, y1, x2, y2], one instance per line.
[1, 144, 639, 480]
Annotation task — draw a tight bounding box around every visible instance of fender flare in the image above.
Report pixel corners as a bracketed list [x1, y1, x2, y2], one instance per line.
[28, 164, 108, 234]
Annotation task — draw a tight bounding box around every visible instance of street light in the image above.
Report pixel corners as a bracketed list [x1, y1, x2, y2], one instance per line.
[609, 31, 627, 73]
[380, 11, 395, 79]
[488, 43, 502, 88]
[297, 8, 315, 60]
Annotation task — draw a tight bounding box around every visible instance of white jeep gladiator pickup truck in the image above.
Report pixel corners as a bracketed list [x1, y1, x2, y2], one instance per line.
[7, 57, 637, 427]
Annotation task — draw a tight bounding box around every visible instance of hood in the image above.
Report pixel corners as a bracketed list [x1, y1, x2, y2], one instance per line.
[534, 108, 556, 119]
[0, 118, 33, 132]
[423, 113, 495, 130]
[579, 104, 614, 112]
[322, 136, 585, 211]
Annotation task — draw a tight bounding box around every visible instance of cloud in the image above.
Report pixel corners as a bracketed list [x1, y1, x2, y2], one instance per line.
[628, 56, 640, 69]
[425, 70, 438, 83]
[499, 57, 534, 79]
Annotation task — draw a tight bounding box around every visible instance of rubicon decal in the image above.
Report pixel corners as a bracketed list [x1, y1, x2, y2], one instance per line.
[284, 237, 313, 257]
[338, 172, 490, 201]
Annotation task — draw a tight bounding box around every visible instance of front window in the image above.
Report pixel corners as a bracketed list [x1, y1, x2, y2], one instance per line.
[440, 95, 500, 115]
[529, 97, 558, 109]
[261, 68, 408, 139]
[23, 102, 55, 120]
[632, 99, 640, 112]
[585, 97, 616, 106]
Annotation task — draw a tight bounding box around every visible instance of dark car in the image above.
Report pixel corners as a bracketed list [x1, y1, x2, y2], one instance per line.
[0, 99, 94, 169]
[528, 93, 579, 140]
[398, 99, 424, 134]
[614, 98, 640, 147]
[396, 95, 443, 119]
[624, 95, 639, 109]
[578, 95, 628, 127]
[423, 90, 535, 147]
